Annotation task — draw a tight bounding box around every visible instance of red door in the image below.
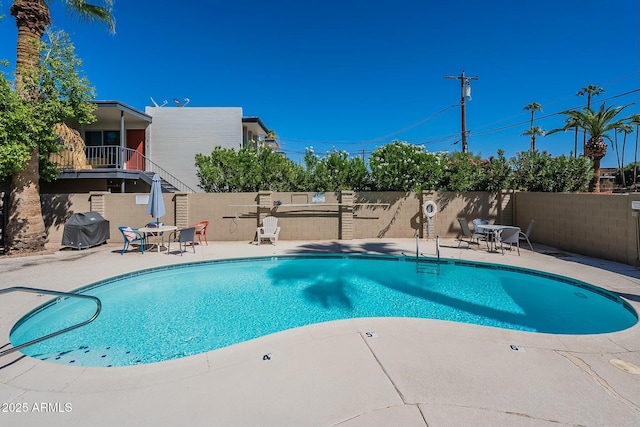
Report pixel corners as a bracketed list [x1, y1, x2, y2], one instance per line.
[125, 129, 145, 170]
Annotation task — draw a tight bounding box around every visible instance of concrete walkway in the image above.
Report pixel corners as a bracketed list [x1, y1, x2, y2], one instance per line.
[0, 238, 639, 427]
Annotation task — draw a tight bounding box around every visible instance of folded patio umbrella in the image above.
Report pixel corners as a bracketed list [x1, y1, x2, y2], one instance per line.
[146, 173, 166, 223]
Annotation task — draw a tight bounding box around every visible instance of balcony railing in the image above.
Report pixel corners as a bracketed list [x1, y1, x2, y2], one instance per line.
[51, 145, 196, 193]
[52, 145, 124, 170]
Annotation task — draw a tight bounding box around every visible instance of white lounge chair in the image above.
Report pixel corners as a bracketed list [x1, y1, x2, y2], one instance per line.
[257, 216, 281, 246]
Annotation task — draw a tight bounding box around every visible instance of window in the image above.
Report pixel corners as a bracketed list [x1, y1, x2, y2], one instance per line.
[104, 131, 120, 146]
[85, 131, 103, 147]
[84, 130, 120, 146]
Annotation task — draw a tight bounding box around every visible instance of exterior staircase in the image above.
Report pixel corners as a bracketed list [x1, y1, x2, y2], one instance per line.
[138, 172, 181, 193]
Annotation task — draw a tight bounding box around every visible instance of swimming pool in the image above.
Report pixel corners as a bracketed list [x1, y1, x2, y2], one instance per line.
[10, 255, 638, 367]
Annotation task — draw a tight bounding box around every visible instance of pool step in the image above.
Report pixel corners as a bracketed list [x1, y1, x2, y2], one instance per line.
[32, 345, 143, 367]
[416, 262, 440, 275]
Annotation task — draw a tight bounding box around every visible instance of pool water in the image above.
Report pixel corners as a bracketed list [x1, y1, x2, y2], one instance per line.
[10, 255, 638, 367]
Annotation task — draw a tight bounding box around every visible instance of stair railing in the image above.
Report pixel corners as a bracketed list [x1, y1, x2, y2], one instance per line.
[122, 148, 196, 193]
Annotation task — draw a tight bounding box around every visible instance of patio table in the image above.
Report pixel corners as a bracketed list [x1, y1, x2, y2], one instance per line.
[137, 225, 177, 253]
[478, 224, 508, 252]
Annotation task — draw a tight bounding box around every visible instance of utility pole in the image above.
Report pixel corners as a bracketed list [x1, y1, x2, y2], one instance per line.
[445, 71, 478, 153]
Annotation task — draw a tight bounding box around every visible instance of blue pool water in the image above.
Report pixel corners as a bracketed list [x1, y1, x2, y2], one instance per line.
[10, 255, 638, 367]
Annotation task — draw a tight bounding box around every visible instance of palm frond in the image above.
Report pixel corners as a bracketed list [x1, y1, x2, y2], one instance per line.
[64, 0, 115, 34]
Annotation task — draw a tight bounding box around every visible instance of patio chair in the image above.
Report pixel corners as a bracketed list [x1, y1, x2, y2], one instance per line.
[167, 227, 196, 256]
[257, 216, 281, 246]
[472, 218, 491, 248]
[457, 218, 484, 249]
[118, 226, 145, 254]
[497, 226, 520, 255]
[190, 220, 209, 246]
[519, 219, 535, 252]
[472, 218, 490, 234]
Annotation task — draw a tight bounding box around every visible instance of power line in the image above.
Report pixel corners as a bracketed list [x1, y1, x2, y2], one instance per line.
[278, 87, 639, 156]
[357, 104, 459, 146]
[471, 88, 640, 138]
[277, 103, 460, 147]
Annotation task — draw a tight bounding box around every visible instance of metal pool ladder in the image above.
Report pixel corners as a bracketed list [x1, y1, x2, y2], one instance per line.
[415, 235, 441, 274]
[0, 287, 102, 358]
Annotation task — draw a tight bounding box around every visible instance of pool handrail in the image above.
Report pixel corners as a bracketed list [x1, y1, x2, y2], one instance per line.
[414, 234, 441, 263]
[0, 286, 102, 358]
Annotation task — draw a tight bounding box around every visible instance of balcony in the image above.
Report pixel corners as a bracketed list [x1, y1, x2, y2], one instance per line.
[51, 146, 195, 193]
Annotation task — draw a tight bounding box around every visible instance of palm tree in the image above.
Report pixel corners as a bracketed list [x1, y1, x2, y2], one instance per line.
[576, 84, 605, 153]
[521, 126, 545, 151]
[524, 102, 542, 127]
[576, 84, 605, 109]
[7, 0, 114, 252]
[523, 102, 542, 151]
[559, 103, 628, 192]
[614, 124, 633, 187]
[630, 114, 640, 189]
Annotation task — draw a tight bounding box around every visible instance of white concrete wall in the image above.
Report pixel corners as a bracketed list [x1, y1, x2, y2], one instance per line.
[145, 107, 244, 192]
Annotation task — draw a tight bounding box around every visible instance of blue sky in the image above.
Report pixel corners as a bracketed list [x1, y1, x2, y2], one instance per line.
[1, 0, 638, 168]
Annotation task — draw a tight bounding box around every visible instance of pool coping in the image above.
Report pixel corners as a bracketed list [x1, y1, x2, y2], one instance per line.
[1, 238, 639, 426]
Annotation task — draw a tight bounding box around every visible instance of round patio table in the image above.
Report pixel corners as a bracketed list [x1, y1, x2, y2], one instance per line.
[137, 225, 177, 253]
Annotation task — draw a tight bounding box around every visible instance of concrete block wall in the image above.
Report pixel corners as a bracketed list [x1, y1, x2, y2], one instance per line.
[340, 191, 354, 240]
[37, 190, 640, 265]
[269, 192, 341, 240]
[354, 192, 421, 239]
[174, 193, 189, 229]
[94, 193, 176, 244]
[426, 191, 501, 239]
[515, 192, 640, 265]
[498, 190, 515, 226]
[42, 191, 503, 245]
[42, 194, 91, 245]
[187, 192, 258, 242]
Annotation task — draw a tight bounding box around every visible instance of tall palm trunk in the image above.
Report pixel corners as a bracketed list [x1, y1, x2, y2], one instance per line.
[12, 0, 50, 91]
[8, 148, 47, 250]
[621, 133, 627, 188]
[585, 136, 608, 193]
[590, 158, 602, 193]
[634, 125, 639, 189]
[6, 0, 51, 251]
[531, 134, 536, 152]
[614, 131, 622, 186]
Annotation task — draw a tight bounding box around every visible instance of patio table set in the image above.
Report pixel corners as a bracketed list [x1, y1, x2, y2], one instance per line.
[118, 173, 208, 255]
[119, 221, 208, 255]
[457, 218, 534, 255]
[135, 223, 178, 253]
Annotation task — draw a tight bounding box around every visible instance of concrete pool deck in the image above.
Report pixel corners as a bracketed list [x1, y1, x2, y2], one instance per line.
[0, 238, 639, 426]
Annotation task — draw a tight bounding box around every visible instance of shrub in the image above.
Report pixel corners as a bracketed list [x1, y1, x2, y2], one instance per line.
[511, 151, 591, 192]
